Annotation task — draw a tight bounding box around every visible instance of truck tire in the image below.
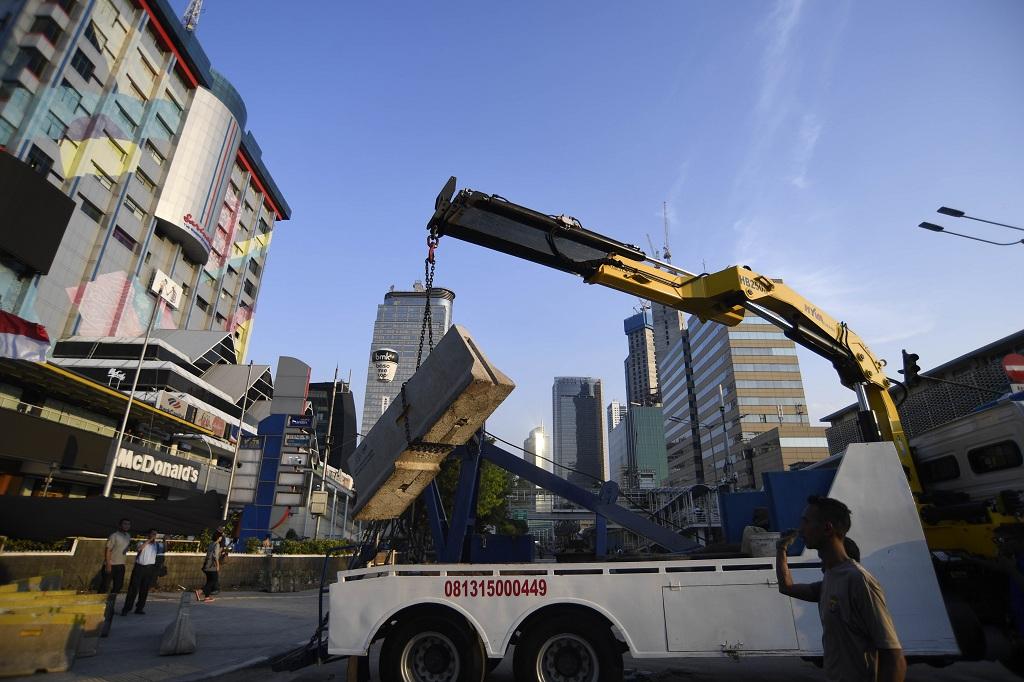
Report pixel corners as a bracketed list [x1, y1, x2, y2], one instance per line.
[379, 613, 486, 682]
[513, 615, 623, 682]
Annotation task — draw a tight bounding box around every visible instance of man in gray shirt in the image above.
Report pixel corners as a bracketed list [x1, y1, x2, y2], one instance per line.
[776, 496, 905, 682]
[100, 517, 132, 595]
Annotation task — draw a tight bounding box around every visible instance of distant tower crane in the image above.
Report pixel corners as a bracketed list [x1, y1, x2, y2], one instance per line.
[182, 0, 203, 33]
[662, 201, 672, 263]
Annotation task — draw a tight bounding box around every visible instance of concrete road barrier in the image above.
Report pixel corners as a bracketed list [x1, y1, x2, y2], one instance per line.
[350, 325, 514, 520]
[0, 612, 84, 677]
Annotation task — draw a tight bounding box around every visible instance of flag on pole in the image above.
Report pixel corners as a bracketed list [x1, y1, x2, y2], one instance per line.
[0, 310, 50, 361]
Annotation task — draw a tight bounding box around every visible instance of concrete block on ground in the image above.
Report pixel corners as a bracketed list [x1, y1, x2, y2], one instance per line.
[159, 592, 197, 656]
[350, 325, 514, 520]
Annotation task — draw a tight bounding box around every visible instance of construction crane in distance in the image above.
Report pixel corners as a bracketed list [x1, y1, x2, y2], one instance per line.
[182, 0, 203, 33]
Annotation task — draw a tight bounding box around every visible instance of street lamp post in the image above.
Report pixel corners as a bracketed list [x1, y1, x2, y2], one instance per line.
[223, 361, 254, 521]
[666, 415, 715, 484]
[313, 367, 338, 539]
[718, 385, 733, 490]
[937, 206, 1024, 232]
[103, 285, 166, 498]
[919, 222, 1024, 247]
[920, 207, 1024, 247]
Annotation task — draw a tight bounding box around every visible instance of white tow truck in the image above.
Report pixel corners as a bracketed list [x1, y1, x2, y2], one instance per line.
[329, 444, 956, 681]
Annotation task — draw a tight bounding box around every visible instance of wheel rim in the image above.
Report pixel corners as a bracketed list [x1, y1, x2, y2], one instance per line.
[535, 633, 599, 682]
[399, 631, 461, 682]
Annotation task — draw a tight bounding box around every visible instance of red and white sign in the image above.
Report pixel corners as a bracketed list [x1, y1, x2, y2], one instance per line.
[0, 310, 50, 362]
[1003, 354, 1024, 383]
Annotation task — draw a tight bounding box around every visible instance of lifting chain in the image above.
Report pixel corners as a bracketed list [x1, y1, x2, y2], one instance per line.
[416, 230, 440, 369]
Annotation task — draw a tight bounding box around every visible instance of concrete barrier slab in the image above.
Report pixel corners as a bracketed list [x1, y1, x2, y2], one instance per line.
[350, 325, 514, 520]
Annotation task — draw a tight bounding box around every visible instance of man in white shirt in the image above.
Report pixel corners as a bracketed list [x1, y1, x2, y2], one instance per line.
[122, 528, 163, 615]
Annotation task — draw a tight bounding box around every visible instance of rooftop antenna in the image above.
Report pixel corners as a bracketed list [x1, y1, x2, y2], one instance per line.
[182, 0, 203, 32]
[662, 201, 672, 263]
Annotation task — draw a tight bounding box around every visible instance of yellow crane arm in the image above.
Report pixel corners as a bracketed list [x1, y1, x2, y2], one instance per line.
[427, 178, 920, 492]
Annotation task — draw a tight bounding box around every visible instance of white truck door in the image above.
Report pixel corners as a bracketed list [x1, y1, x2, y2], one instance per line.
[663, 583, 800, 653]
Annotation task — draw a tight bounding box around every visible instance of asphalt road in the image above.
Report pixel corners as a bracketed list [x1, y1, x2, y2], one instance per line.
[220, 644, 1018, 682]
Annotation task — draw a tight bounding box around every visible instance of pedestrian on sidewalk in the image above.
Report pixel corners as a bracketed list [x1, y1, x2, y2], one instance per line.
[122, 528, 163, 615]
[776, 495, 906, 682]
[196, 526, 225, 602]
[99, 518, 132, 596]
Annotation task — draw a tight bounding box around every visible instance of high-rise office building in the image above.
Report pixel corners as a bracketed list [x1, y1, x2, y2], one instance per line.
[523, 425, 551, 515]
[623, 309, 658, 405]
[0, 0, 289, 360]
[651, 302, 686, 383]
[665, 308, 828, 488]
[608, 417, 627, 486]
[606, 400, 625, 432]
[611, 405, 668, 489]
[360, 283, 455, 434]
[551, 376, 605, 487]
[307, 380, 357, 471]
[523, 425, 550, 473]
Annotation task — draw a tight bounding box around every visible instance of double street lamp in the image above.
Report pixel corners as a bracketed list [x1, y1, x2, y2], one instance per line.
[919, 206, 1024, 247]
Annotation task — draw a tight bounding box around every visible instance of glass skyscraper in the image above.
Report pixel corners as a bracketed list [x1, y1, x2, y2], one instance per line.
[551, 376, 605, 488]
[663, 307, 827, 488]
[360, 284, 455, 435]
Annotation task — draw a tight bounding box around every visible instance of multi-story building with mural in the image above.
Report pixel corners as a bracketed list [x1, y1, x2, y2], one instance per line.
[0, 0, 289, 356]
[0, 0, 290, 501]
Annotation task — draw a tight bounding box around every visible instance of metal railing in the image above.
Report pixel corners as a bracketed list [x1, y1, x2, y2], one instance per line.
[0, 393, 116, 437]
[0, 394, 216, 465]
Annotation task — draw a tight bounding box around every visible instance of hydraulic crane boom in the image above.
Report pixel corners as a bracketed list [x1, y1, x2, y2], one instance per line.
[426, 177, 920, 493]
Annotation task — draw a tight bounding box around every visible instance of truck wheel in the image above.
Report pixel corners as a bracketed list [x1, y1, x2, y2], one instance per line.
[513, 615, 623, 682]
[379, 614, 486, 682]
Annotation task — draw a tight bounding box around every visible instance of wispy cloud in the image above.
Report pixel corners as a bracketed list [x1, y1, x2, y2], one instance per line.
[731, 0, 807, 199]
[790, 112, 823, 189]
[757, 0, 806, 115]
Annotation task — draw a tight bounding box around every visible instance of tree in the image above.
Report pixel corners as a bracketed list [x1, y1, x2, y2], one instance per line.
[433, 456, 523, 535]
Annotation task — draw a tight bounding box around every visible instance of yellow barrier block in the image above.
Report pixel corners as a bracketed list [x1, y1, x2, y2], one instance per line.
[0, 604, 105, 656]
[0, 613, 83, 677]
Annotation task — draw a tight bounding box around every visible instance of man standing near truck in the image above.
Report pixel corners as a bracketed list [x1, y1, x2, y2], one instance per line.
[776, 496, 906, 682]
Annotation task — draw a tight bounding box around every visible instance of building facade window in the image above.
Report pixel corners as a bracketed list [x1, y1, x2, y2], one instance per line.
[144, 140, 164, 165]
[91, 162, 114, 190]
[43, 110, 67, 138]
[83, 22, 105, 52]
[122, 196, 145, 219]
[20, 47, 48, 78]
[134, 169, 155, 192]
[111, 226, 137, 252]
[29, 16, 63, 45]
[70, 49, 95, 81]
[79, 196, 104, 222]
[26, 145, 53, 176]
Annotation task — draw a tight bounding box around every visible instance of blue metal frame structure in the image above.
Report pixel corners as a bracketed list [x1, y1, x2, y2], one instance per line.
[424, 434, 698, 561]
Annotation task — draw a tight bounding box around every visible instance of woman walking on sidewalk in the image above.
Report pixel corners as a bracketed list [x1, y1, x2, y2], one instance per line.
[196, 527, 226, 602]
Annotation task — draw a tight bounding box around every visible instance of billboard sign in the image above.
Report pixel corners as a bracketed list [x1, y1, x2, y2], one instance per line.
[157, 391, 189, 418]
[284, 434, 311, 448]
[149, 269, 184, 309]
[373, 348, 399, 382]
[287, 415, 313, 429]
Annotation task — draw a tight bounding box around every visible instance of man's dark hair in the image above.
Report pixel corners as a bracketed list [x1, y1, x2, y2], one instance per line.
[807, 495, 852, 536]
[147, 528, 157, 535]
[119, 517, 131, 525]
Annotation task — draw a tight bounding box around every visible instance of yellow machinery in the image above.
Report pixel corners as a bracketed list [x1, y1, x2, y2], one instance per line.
[426, 177, 1024, 669]
[426, 177, 1021, 553]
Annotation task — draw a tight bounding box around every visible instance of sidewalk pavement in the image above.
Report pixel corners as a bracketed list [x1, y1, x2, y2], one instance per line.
[20, 589, 319, 682]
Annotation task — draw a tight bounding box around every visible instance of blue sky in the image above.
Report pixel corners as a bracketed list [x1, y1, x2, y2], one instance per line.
[174, 0, 1024, 443]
